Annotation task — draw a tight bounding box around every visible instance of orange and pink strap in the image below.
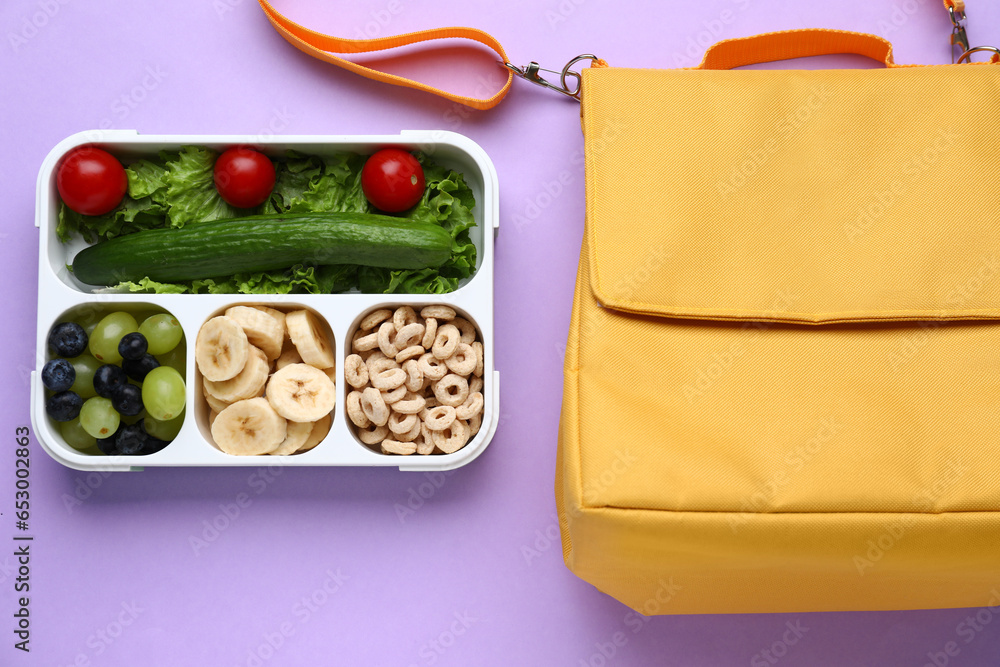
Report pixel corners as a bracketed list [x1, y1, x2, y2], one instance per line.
[257, 0, 987, 109]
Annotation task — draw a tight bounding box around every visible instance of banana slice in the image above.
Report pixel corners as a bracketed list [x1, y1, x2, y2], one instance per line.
[268, 418, 313, 456]
[202, 378, 231, 413]
[265, 363, 336, 422]
[225, 306, 284, 361]
[297, 414, 331, 453]
[253, 306, 287, 340]
[204, 346, 269, 404]
[274, 345, 302, 371]
[196, 316, 249, 381]
[212, 398, 287, 456]
[286, 310, 335, 369]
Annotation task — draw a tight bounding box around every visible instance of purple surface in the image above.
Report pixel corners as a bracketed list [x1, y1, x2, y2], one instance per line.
[3, 0, 1000, 664]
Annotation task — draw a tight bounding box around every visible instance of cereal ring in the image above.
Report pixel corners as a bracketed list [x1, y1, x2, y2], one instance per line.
[432, 324, 460, 360]
[368, 356, 399, 375]
[397, 416, 423, 442]
[358, 424, 389, 445]
[353, 331, 379, 353]
[381, 384, 407, 404]
[344, 354, 369, 389]
[444, 343, 476, 376]
[423, 395, 439, 409]
[472, 341, 484, 377]
[360, 308, 392, 332]
[420, 305, 456, 321]
[377, 321, 398, 357]
[424, 405, 457, 431]
[346, 391, 371, 428]
[455, 392, 484, 420]
[360, 387, 389, 426]
[421, 317, 438, 349]
[452, 317, 476, 344]
[418, 352, 448, 381]
[469, 412, 482, 436]
[395, 345, 425, 364]
[433, 419, 470, 454]
[393, 306, 418, 332]
[394, 323, 425, 349]
[413, 422, 434, 455]
[392, 391, 426, 415]
[372, 367, 406, 391]
[388, 410, 418, 435]
[469, 376, 484, 394]
[381, 438, 417, 455]
[434, 374, 469, 408]
[402, 359, 423, 393]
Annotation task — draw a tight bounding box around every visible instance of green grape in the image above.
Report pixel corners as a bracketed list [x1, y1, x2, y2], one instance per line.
[144, 410, 184, 441]
[60, 418, 98, 453]
[79, 397, 120, 439]
[142, 366, 186, 421]
[88, 312, 138, 364]
[156, 344, 186, 375]
[69, 354, 100, 399]
[140, 313, 183, 356]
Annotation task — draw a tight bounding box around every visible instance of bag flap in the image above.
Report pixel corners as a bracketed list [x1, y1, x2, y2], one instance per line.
[581, 65, 1000, 324]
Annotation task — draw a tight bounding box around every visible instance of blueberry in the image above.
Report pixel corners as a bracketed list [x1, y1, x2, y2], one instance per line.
[96, 423, 123, 456]
[118, 332, 148, 361]
[41, 358, 76, 392]
[47, 322, 88, 358]
[115, 422, 147, 455]
[137, 421, 169, 455]
[46, 391, 83, 422]
[111, 383, 144, 417]
[122, 353, 159, 382]
[93, 364, 127, 398]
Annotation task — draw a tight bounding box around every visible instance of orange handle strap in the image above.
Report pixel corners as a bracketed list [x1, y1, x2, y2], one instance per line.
[257, 0, 512, 110]
[696, 28, 898, 70]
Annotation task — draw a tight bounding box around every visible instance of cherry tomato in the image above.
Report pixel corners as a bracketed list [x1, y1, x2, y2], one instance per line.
[361, 148, 426, 213]
[213, 147, 276, 208]
[56, 147, 128, 216]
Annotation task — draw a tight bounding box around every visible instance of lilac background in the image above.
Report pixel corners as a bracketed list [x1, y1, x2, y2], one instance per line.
[3, 0, 1000, 665]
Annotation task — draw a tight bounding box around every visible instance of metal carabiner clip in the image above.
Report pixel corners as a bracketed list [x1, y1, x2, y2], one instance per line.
[949, 5, 971, 64]
[501, 54, 601, 101]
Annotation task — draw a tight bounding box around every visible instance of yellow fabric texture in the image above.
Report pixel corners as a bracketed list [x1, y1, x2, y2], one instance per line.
[557, 29, 1000, 614]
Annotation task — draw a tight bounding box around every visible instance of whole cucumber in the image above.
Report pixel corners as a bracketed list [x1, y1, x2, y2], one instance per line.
[71, 212, 454, 285]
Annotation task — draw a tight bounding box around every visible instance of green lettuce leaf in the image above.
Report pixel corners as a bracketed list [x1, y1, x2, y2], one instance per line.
[161, 146, 256, 227]
[67, 147, 478, 295]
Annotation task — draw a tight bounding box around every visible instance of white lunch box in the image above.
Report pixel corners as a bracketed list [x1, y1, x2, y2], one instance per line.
[30, 130, 499, 472]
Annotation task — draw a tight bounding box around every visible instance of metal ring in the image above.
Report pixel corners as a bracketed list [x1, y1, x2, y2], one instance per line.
[958, 45, 1000, 63]
[560, 54, 600, 100]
